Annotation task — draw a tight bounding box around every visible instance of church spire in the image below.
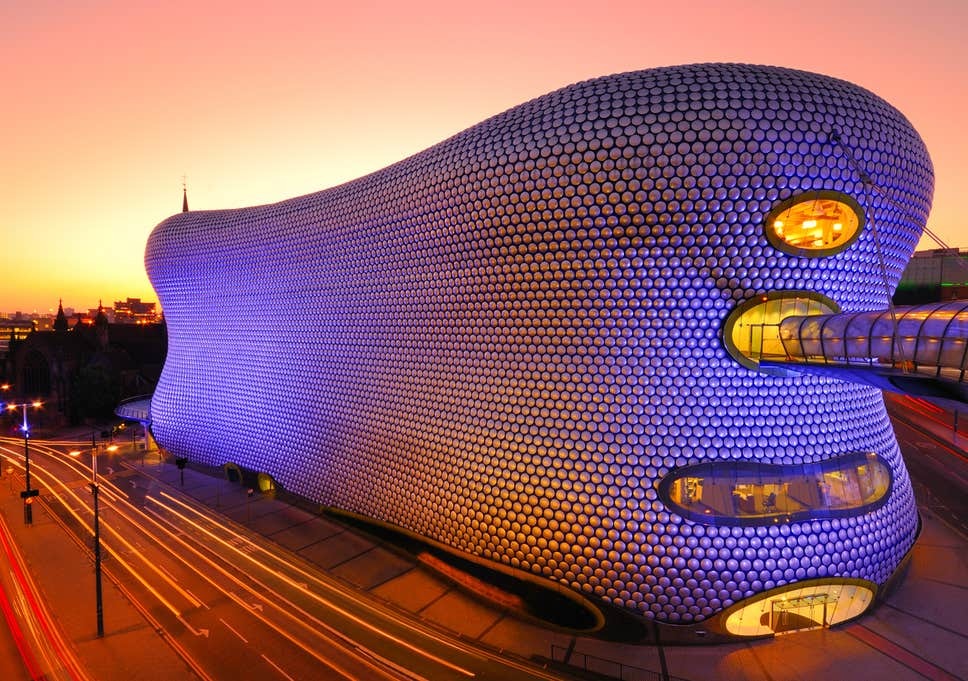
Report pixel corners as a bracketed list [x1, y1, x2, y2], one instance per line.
[95, 299, 108, 326]
[53, 298, 68, 333]
[95, 300, 109, 349]
[182, 177, 189, 212]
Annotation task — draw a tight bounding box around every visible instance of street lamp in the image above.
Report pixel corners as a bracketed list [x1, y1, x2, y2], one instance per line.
[1, 389, 43, 525]
[69, 437, 118, 639]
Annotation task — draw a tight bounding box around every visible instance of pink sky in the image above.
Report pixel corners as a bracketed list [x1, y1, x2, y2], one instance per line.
[1, 0, 965, 313]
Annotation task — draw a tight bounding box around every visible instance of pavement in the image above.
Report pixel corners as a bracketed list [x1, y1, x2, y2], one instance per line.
[1, 398, 966, 681]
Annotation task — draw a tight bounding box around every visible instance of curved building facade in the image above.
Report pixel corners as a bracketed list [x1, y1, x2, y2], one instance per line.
[146, 64, 933, 637]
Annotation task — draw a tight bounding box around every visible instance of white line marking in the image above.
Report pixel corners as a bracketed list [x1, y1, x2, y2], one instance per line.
[219, 617, 248, 644]
[261, 654, 296, 681]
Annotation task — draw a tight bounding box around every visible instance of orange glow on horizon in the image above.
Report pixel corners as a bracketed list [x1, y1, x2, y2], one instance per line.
[2, 0, 965, 312]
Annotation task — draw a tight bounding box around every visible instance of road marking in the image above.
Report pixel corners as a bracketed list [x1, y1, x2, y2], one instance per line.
[178, 615, 210, 638]
[261, 654, 296, 681]
[186, 589, 208, 609]
[219, 617, 248, 643]
[156, 565, 177, 582]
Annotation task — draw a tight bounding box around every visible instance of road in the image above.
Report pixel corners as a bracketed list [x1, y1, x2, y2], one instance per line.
[885, 394, 968, 536]
[0, 435, 571, 681]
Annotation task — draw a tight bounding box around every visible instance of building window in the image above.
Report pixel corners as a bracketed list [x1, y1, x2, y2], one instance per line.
[765, 191, 864, 257]
[722, 290, 840, 372]
[658, 451, 892, 526]
[722, 578, 877, 637]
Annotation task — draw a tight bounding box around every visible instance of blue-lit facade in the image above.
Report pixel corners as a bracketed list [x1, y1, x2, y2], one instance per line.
[146, 64, 933, 637]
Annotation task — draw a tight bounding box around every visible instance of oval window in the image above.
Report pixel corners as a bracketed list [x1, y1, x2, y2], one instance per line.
[765, 191, 864, 256]
[722, 290, 840, 373]
[657, 451, 892, 526]
[722, 579, 877, 637]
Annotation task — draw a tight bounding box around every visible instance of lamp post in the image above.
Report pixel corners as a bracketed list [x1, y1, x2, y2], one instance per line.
[2, 391, 42, 525]
[70, 437, 117, 638]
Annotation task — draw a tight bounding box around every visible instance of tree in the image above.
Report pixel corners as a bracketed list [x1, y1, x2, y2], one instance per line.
[70, 365, 120, 423]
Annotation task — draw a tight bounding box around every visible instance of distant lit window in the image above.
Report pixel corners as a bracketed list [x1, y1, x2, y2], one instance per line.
[658, 451, 892, 526]
[765, 191, 864, 256]
[722, 291, 839, 372]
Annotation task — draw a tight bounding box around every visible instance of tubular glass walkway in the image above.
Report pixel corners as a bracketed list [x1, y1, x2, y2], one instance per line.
[774, 301, 968, 384]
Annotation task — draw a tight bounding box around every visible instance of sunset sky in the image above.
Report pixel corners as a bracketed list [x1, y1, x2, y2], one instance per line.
[2, 0, 965, 314]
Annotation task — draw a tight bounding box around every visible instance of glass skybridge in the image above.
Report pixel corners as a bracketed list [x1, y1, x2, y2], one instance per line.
[775, 301, 968, 384]
[725, 297, 968, 405]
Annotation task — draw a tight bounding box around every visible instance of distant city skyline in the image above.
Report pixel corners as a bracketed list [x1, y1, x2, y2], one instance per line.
[3, 0, 966, 311]
[1, 297, 159, 320]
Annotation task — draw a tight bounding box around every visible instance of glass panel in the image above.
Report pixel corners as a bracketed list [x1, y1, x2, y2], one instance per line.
[944, 314, 968, 339]
[844, 314, 870, 360]
[724, 292, 839, 369]
[920, 309, 957, 366]
[659, 452, 891, 525]
[939, 337, 968, 369]
[869, 313, 897, 363]
[724, 580, 876, 637]
[767, 192, 863, 255]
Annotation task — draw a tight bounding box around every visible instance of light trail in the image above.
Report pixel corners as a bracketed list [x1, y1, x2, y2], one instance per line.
[18, 440, 206, 613]
[5, 441, 396, 681]
[26, 472, 215, 681]
[8, 437, 566, 680]
[139, 503, 422, 681]
[888, 395, 968, 465]
[142, 482, 595, 681]
[153, 490, 478, 678]
[135, 459, 566, 680]
[0, 511, 88, 681]
[1, 448, 192, 618]
[0, 551, 44, 680]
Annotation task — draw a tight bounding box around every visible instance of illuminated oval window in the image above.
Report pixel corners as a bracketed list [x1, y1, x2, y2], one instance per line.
[657, 451, 892, 526]
[765, 191, 864, 257]
[722, 578, 877, 637]
[722, 290, 840, 373]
